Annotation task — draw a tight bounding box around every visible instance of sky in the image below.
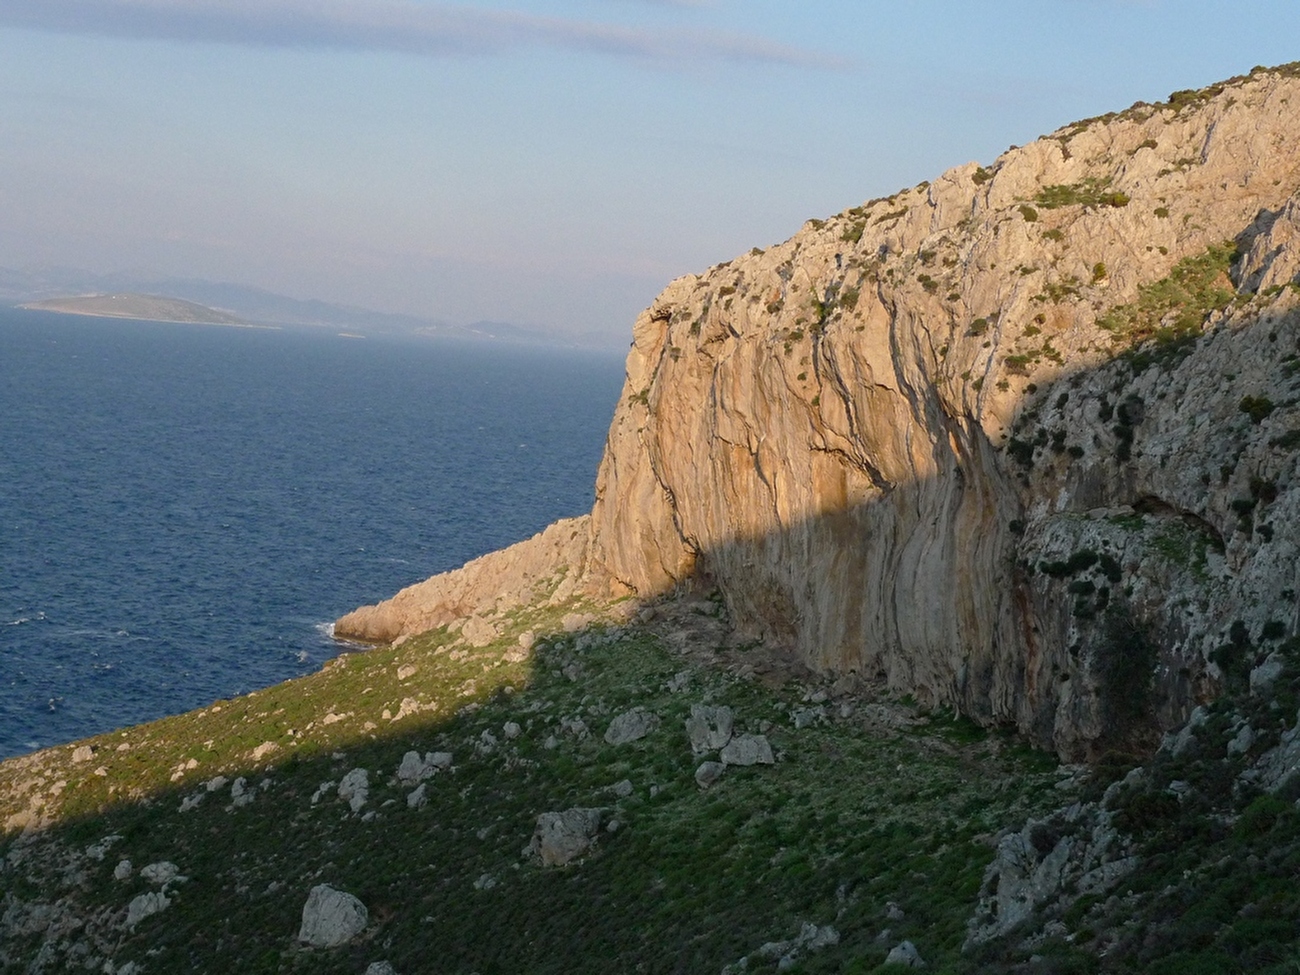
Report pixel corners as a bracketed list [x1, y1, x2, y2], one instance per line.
[0, 1, 1297, 343]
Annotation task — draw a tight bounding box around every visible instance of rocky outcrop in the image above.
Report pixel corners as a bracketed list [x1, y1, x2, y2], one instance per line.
[581, 64, 1300, 758]
[335, 516, 600, 644]
[343, 65, 1300, 758]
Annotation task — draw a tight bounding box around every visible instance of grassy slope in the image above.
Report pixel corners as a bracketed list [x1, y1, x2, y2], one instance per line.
[0, 593, 1063, 974]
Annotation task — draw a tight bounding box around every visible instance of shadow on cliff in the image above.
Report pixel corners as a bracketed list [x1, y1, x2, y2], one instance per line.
[607, 287, 1300, 762]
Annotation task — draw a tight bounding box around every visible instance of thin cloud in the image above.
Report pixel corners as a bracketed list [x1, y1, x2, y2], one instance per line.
[0, 0, 846, 69]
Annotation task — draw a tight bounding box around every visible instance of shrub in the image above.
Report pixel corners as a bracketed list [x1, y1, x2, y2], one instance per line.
[1019, 205, 1039, 222]
[1035, 177, 1131, 210]
[1239, 396, 1275, 423]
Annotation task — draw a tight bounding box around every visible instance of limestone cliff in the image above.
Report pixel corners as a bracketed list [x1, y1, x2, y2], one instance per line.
[342, 64, 1300, 759]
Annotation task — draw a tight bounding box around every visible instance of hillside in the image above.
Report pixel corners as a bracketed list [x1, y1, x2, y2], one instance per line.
[6, 63, 1300, 973]
[20, 293, 250, 326]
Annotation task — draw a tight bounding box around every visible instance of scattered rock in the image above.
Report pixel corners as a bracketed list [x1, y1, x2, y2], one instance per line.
[338, 768, 370, 813]
[1250, 653, 1286, 695]
[206, 775, 228, 792]
[1164, 706, 1208, 758]
[125, 891, 170, 930]
[113, 859, 132, 881]
[140, 861, 180, 886]
[611, 779, 634, 798]
[396, 664, 417, 680]
[461, 615, 498, 647]
[560, 717, 589, 739]
[85, 835, 122, 860]
[365, 963, 398, 975]
[473, 874, 497, 891]
[71, 745, 93, 763]
[562, 612, 594, 633]
[695, 761, 726, 790]
[886, 940, 926, 968]
[724, 921, 840, 973]
[720, 734, 774, 766]
[686, 704, 734, 754]
[1227, 723, 1256, 756]
[605, 708, 660, 745]
[407, 783, 428, 809]
[886, 901, 905, 921]
[666, 670, 691, 693]
[791, 706, 825, 730]
[397, 750, 450, 785]
[311, 781, 336, 805]
[530, 808, 602, 866]
[298, 884, 368, 948]
[503, 721, 522, 739]
[251, 741, 279, 761]
[230, 776, 254, 808]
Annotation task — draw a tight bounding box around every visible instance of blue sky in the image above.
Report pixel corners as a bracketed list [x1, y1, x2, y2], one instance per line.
[1, 1, 1297, 340]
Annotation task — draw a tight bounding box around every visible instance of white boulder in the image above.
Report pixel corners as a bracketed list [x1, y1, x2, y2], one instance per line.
[297, 884, 368, 947]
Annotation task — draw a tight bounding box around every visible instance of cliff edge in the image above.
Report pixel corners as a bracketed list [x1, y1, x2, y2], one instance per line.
[340, 64, 1300, 759]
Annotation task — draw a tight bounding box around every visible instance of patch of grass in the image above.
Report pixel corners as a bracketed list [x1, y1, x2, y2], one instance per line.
[0, 595, 1064, 975]
[1097, 241, 1239, 348]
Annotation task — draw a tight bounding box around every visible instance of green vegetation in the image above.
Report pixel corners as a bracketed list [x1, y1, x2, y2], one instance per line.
[1098, 240, 1239, 350]
[1034, 177, 1131, 210]
[1239, 395, 1276, 424]
[0, 596, 1065, 974]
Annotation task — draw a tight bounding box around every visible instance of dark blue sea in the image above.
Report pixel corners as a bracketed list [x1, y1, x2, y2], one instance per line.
[0, 309, 625, 759]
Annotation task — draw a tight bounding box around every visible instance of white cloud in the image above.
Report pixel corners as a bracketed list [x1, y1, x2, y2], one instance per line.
[0, 0, 845, 69]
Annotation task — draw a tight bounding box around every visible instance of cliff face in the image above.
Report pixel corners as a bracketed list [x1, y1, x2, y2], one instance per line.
[343, 65, 1300, 759]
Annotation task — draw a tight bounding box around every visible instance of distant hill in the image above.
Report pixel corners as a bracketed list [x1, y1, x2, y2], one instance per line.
[21, 293, 249, 326]
[0, 269, 612, 346]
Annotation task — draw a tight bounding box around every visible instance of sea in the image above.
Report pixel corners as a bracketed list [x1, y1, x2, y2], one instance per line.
[0, 309, 625, 760]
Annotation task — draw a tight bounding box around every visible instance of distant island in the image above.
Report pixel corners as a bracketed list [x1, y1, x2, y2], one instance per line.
[20, 292, 252, 326]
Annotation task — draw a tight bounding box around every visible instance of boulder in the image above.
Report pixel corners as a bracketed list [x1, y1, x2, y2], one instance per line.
[886, 940, 926, 968]
[604, 708, 660, 745]
[139, 861, 180, 886]
[338, 768, 370, 813]
[297, 884, 368, 948]
[685, 704, 734, 754]
[720, 734, 774, 766]
[396, 751, 448, 785]
[695, 761, 726, 790]
[531, 808, 601, 866]
[125, 891, 170, 930]
[365, 963, 398, 975]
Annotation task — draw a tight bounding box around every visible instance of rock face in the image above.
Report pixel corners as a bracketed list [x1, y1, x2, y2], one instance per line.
[334, 516, 600, 644]
[298, 884, 368, 948]
[342, 65, 1300, 758]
